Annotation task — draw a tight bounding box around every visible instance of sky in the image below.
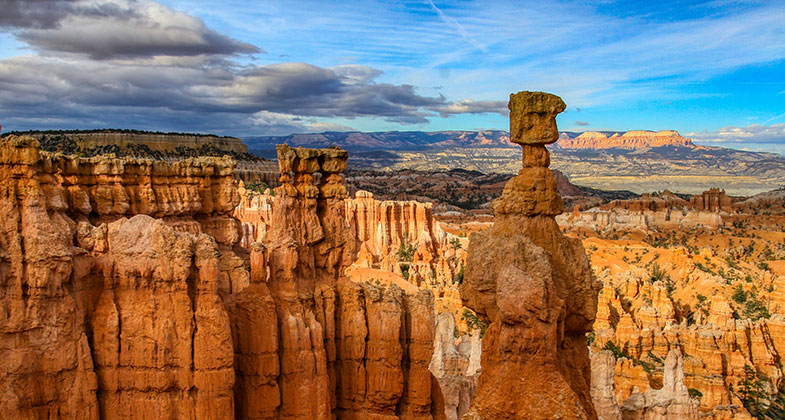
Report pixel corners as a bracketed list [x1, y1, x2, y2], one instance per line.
[0, 0, 784, 153]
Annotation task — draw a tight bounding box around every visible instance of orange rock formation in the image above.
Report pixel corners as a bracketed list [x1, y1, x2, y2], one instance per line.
[0, 135, 240, 419]
[459, 91, 601, 419]
[582, 227, 785, 419]
[235, 188, 464, 286]
[0, 136, 444, 419]
[233, 173, 472, 419]
[556, 130, 693, 150]
[690, 188, 733, 213]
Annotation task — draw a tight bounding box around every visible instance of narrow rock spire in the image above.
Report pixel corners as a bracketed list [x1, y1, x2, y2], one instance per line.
[461, 91, 601, 420]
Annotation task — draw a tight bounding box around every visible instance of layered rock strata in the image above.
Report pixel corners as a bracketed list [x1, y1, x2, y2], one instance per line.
[555, 131, 693, 150]
[17, 130, 248, 153]
[235, 188, 464, 287]
[0, 135, 241, 420]
[0, 137, 443, 420]
[459, 91, 601, 419]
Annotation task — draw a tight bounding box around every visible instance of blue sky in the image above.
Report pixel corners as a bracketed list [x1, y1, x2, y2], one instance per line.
[0, 0, 784, 152]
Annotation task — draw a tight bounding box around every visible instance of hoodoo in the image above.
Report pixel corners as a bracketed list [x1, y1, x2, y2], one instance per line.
[460, 91, 601, 419]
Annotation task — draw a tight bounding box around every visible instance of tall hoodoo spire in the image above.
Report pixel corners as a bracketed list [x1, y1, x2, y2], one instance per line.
[460, 91, 601, 420]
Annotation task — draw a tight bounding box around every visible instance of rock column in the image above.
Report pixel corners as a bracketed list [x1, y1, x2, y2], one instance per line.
[460, 91, 601, 420]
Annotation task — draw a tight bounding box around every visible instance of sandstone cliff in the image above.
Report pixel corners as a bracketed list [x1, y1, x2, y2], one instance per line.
[556, 131, 693, 150]
[233, 174, 472, 419]
[234, 187, 465, 312]
[0, 136, 444, 420]
[0, 134, 241, 419]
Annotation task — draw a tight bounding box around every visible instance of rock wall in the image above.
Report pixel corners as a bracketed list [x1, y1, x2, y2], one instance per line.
[0, 135, 240, 420]
[233, 168, 472, 420]
[0, 137, 443, 420]
[556, 130, 693, 150]
[459, 91, 601, 419]
[235, 188, 464, 286]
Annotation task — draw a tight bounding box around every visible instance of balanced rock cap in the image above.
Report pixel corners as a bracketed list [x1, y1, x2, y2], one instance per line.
[508, 91, 566, 145]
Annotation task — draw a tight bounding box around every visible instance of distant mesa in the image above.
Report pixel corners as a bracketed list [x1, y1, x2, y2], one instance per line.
[3, 129, 248, 154]
[555, 130, 693, 150]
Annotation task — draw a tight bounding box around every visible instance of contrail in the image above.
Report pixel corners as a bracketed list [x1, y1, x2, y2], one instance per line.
[763, 111, 785, 124]
[426, 0, 488, 53]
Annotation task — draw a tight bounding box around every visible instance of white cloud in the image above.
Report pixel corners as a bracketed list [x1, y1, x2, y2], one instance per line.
[250, 111, 355, 135]
[432, 99, 507, 117]
[3, 0, 260, 59]
[688, 123, 785, 145]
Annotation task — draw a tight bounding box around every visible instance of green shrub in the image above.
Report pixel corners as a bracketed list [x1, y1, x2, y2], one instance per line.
[602, 340, 629, 360]
[461, 309, 488, 338]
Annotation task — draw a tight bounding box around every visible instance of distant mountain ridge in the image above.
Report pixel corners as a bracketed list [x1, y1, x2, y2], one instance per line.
[245, 130, 512, 152]
[245, 129, 698, 152]
[245, 129, 785, 196]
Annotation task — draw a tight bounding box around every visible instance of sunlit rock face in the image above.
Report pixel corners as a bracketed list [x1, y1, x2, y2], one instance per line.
[0, 135, 240, 420]
[0, 137, 446, 420]
[459, 92, 602, 420]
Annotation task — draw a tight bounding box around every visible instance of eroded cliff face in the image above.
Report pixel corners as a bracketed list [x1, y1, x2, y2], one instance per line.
[459, 92, 602, 419]
[577, 215, 785, 420]
[591, 349, 699, 420]
[555, 131, 693, 150]
[0, 135, 241, 420]
[235, 188, 464, 289]
[0, 136, 443, 420]
[233, 173, 473, 420]
[556, 189, 736, 233]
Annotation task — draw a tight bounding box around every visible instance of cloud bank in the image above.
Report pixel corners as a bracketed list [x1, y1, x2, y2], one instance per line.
[689, 124, 785, 145]
[0, 0, 492, 134]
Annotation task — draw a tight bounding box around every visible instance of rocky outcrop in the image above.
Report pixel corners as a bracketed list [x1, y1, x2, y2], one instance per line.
[618, 350, 699, 420]
[0, 137, 444, 420]
[0, 135, 240, 420]
[592, 351, 623, 420]
[235, 187, 465, 290]
[591, 350, 700, 420]
[459, 91, 601, 419]
[234, 187, 274, 247]
[556, 131, 693, 150]
[262, 144, 444, 420]
[429, 313, 481, 420]
[345, 190, 463, 286]
[689, 188, 733, 213]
